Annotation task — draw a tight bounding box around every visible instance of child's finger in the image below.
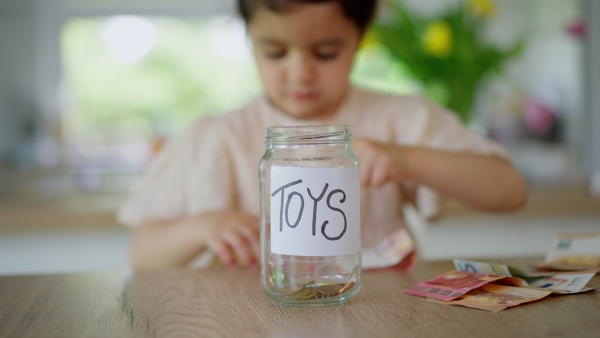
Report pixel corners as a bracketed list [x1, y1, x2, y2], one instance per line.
[239, 225, 261, 265]
[371, 161, 389, 187]
[223, 231, 254, 267]
[207, 239, 235, 267]
[244, 215, 260, 229]
[360, 160, 373, 186]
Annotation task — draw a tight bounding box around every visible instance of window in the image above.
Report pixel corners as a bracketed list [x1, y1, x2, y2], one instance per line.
[60, 15, 261, 169]
[60, 14, 414, 171]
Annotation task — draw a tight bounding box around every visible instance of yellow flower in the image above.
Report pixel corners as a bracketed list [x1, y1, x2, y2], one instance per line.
[421, 21, 453, 58]
[359, 30, 378, 50]
[468, 0, 496, 18]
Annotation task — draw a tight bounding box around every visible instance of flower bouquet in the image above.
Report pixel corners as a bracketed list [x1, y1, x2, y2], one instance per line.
[370, 0, 525, 122]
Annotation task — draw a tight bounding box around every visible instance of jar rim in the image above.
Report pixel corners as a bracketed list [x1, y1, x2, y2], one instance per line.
[266, 125, 351, 144]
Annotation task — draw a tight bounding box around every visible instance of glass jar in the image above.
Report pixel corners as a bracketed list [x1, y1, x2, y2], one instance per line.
[258, 125, 361, 306]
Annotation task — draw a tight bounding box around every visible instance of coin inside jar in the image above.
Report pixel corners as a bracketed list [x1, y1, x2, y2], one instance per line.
[317, 284, 345, 296]
[294, 286, 318, 300]
[336, 281, 355, 295]
[284, 286, 314, 300]
[272, 283, 304, 296]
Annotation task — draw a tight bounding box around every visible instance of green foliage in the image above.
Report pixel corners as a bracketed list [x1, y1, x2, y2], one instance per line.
[370, 0, 525, 122]
[351, 44, 421, 96]
[61, 17, 261, 145]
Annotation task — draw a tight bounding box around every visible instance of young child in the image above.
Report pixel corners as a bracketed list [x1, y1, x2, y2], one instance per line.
[118, 0, 527, 270]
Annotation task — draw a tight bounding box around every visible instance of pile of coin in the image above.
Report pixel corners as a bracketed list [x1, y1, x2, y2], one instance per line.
[272, 281, 356, 300]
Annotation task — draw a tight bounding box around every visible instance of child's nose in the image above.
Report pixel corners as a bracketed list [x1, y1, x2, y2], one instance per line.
[288, 55, 316, 85]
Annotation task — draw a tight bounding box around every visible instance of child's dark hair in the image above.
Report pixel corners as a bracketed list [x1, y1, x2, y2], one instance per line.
[237, 0, 377, 33]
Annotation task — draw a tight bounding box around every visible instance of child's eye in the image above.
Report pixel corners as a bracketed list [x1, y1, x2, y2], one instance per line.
[314, 48, 339, 60]
[265, 49, 287, 59]
[315, 52, 338, 60]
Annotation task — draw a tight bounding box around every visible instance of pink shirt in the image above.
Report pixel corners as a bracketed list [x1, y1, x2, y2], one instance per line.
[119, 87, 508, 251]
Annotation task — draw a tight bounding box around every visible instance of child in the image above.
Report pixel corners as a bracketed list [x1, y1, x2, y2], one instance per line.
[118, 0, 527, 270]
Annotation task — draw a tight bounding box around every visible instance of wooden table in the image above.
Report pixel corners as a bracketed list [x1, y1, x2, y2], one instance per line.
[0, 259, 598, 337]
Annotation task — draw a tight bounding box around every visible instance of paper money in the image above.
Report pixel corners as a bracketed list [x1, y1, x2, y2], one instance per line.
[362, 227, 415, 270]
[403, 271, 509, 301]
[454, 259, 547, 279]
[454, 259, 597, 294]
[537, 232, 600, 271]
[527, 271, 597, 294]
[423, 283, 552, 312]
[454, 259, 511, 276]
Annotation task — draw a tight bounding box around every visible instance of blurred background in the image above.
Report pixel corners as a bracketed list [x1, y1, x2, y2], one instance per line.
[0, 0, 599, 275]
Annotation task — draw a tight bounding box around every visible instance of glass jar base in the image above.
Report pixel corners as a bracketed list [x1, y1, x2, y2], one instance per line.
[267, 289, 359, 307]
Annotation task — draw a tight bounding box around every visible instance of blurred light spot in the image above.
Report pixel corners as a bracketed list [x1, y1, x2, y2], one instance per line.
[101, 16, 157, 64]
[206, 17, 251, 61]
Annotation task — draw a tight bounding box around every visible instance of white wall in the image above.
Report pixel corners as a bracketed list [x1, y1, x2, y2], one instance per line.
[585, 0, 600, 195]
[58, 0, 234, 16]
[0, 0, 38, 165]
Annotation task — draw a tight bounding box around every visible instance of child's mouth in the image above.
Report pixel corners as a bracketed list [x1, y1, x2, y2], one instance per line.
[291, 92, 317, 100]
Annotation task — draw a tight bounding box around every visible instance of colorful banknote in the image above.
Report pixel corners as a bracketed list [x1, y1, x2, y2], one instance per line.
[423, 283, 552, 312]
[537, 232, 600, 271]
[453, 259, 597, 294]
[403, 271, 509, 301]
[362, 227, 415, 270]
[453, 259, 547, 279]
[527, 271, 597, 294]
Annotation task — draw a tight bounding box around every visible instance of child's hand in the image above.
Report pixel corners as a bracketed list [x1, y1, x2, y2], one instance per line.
[196, 211, 260, 268]
[352, 138, 410, 187]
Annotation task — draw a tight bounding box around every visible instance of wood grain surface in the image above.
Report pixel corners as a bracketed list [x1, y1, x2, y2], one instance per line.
[0, 259, 598, 338]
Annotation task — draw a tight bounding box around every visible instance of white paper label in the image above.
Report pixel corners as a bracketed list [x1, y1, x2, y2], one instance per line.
[270, 167, 360, 256]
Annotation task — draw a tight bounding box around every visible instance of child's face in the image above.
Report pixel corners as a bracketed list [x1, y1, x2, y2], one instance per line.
[247, 2, 361, 120]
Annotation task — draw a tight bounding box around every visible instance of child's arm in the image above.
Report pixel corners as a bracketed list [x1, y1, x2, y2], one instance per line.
[352, 138, 527, 212]
[129, 211, 260, 269]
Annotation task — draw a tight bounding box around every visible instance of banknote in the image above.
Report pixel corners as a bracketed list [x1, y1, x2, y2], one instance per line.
[403, 271, 509, 301]
[362, 227, 415, 270]
[537, 232, 600, 271]
[454, 259, 597, 294]
[453, 259, 548, 279]
[423, 283, 552, 312]
[527, 271, 597, 294]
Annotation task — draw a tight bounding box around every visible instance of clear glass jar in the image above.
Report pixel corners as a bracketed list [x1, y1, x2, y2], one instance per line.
[258, 125, 361, 306]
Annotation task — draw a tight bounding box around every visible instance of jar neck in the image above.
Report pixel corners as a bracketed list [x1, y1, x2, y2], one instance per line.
[266, 125, 351, 146]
